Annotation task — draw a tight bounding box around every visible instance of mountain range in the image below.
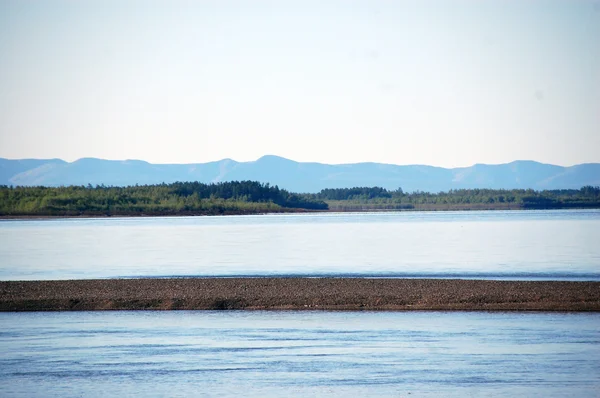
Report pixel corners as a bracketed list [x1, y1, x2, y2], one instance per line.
[1, 156, 599, 193]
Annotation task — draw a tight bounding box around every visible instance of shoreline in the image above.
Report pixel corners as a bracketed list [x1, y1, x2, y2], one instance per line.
[1, 207, 598, 220]
[1, 278, 599, 312]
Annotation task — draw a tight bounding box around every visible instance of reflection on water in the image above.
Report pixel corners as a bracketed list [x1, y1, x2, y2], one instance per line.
[0, 210, 599, 280]
[0, 311, 599, 397]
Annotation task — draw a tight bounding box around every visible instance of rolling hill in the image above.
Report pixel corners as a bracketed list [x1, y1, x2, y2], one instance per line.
[1, 156, 598, 193]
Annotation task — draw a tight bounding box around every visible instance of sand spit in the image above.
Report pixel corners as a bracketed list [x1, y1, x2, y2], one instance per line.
[1, 278, 599, 312]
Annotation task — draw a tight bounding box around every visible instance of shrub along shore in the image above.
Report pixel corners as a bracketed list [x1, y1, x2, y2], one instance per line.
[1, 278, 599, 312]
[1, 182, 599, 217]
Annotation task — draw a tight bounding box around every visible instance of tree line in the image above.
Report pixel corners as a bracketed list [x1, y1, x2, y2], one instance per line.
[0, 181, 327, 216]
[1, 182, 599, 216]
[308, 185, 600, 210]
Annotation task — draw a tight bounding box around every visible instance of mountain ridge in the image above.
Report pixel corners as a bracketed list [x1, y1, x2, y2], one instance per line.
[1, 156, 598, 193]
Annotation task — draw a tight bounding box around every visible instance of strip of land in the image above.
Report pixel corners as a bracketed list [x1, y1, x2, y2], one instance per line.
[1, 278, 599, 311]
[2, 183, 599, 218]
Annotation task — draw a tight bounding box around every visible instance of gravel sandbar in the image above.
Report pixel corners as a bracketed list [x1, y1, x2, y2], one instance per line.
[1, 278, 599, 311]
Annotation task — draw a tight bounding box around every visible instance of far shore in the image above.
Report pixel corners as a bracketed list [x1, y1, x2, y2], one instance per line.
[1, 278, 599, 312]
[1, 205, 598, 220]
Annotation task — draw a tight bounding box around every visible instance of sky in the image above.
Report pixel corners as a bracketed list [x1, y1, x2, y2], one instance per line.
[0, 0, 599, 167]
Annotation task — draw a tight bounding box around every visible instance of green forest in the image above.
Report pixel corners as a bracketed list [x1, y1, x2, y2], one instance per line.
[1, 182, 599, 216]
[307, 185, 600, 211]
[0, 181, 327, 216]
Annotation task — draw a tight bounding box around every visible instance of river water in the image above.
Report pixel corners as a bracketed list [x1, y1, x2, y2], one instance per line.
[1, 210, 599, 396]
[0, 209, 599, 280]
[0, 311, 599, 397]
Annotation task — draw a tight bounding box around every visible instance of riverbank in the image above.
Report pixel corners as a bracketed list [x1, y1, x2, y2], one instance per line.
[3, 206, 600, 220]
[0, 208, 317, 220]
[1, 278, 599, 311]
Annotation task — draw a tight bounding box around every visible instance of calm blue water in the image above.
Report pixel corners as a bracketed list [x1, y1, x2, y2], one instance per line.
[0, 311, 599, 397]
[0, 210, 599, 280]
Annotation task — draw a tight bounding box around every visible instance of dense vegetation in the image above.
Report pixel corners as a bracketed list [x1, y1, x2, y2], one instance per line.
[309, 186, 600, 211]
[1, 182, 599, 216]
[0, 181, 327, 216]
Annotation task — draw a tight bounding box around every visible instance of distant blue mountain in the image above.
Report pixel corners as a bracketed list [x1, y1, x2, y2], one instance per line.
[1, 155, 598, 193]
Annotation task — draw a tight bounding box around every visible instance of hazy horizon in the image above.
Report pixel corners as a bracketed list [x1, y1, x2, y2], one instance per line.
[1, 1, 599, 168]
[1, 153, 599, 169]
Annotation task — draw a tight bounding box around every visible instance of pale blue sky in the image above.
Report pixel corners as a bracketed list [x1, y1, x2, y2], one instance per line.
[0, 0, 598, 167]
